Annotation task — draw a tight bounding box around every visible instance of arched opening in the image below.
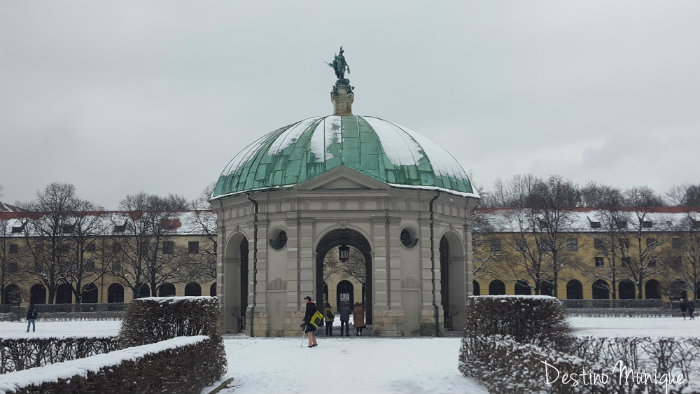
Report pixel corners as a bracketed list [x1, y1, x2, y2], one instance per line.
[222, 234, 249, 333]
[540, 280, 553, 296]
[134, 284, 150, 299]
[592, 280, 609, 299]
[336, 280, 354, 310]
[515, 280, 531, 295]
[185, 282, 202, 296]
[645, 280, 661, 299]
[489, 280, 505, 295]
[3, 284, 21, 304]
[440, 232, 467, 331]
[30, 284, 47, 304]
[472, 280, 480, 296]
[566, 280, 583, 299]
[159, 283, 176, 297]
[108, 283, 124, 303]
[316, 228, 372, 326]
[81, 283, 98, 303]
[56, 283, 73, 304]
[619, 280, 635, 299]
[210, 283, 217, 297]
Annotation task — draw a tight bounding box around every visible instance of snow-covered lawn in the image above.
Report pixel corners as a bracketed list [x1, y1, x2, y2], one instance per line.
[1, 317, 698, 393]
[569, 316, 700, 337]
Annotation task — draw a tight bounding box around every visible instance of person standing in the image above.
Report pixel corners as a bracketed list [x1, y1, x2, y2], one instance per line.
[26, 304, 38, 333]
[687, 298, 695, 320]
[353, 302, 365, 336]
[324, 302, 335, 336]
[339, 303, 351, 336]
[680, 297, 689, 319]
[302, 296, 318, 347]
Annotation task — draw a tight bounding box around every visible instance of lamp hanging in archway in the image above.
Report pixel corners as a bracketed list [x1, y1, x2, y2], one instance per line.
[339, 244, 350, 262]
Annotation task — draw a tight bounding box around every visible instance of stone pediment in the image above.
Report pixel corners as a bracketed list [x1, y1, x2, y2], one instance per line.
[296, 166, 390, 192]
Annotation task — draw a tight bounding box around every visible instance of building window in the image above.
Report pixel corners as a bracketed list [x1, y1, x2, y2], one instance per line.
[642, 220, 653, 228]
[514, 238, 527, 251]
[85, 261, 96, 271]
[489, 239, 502, 252]
[589, 220, 601, 229]
[693, 220, 700, 229]
[58, 243, 71, 254]
[566, 238, 578, 251]
[648, 258, 657, 267]
[86, 243, 96, 252]
[112, 242, 121, 254]
[9, 244, 19, 253]
[619, 238, 630, 249]
[11, 226, 23, 234]
[113, 224, 126, 234]
[646, 238, 657, 249]
[8, 262, 19, 272]
[622, 256, 631, 265]
[539, 240, 553, 251]
[672, 238, 681, 249]
[594, 257, 604, 267]
[213, 241, 217, 254]
[61, 224, 74, 234]
[615, 220, 627, 228]
[162, 241, 174, 254]
[594, 238, 604, 250]
[112, 260, 121, 272]
[188, 241, 200, 254]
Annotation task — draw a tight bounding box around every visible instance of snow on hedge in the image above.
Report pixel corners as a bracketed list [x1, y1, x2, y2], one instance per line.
[0, 335, 207, 393]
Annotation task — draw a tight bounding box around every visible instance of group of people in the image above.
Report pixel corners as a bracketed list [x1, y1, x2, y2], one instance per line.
[680, 297, 695, 320]
[302, 296, 366, 347]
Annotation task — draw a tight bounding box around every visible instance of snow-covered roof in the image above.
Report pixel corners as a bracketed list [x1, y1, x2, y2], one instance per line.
[212, 115, 479, 199]
[0, 210, 216, 237]
[478, 206, 700, 233]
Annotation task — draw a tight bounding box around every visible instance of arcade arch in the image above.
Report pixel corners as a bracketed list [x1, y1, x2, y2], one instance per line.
[439, 231, 466, 331]
[222, 233, 249, 333]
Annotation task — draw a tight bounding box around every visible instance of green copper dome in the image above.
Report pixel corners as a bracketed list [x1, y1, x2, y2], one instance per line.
[212, 115, 478, 199]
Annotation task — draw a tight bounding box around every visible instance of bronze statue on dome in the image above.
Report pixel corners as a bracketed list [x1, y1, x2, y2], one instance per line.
[327, 46, 350, 82]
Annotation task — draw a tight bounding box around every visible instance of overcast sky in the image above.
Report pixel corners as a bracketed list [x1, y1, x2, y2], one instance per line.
[1, 1, 698, 209]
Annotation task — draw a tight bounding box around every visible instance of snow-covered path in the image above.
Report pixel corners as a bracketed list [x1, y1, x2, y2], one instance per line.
[212, 336, 489, 394]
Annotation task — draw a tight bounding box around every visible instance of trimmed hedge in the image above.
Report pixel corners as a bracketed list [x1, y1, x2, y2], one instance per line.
[0, 336, 224, 394]
[0, 337, 119, 373]
[119, 296, 222, 347]
[460, 296, 698, 394]
[464, 295, 572, 349]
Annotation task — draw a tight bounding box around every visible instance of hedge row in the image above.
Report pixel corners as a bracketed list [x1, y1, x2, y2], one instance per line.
[0, 336, 119, 374]
[119, 296, 221, 348]
[460, 296, 698, 394]
[564, 309, 672, 318]
[0, 336, 225, 394]
[464, 295, 572, 349]
[571, 336, 700, 394]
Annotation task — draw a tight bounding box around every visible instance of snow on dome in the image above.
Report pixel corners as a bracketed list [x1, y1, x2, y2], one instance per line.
[212, 115, 479, 200]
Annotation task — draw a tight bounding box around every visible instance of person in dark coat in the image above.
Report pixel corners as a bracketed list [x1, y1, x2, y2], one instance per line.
[26, 304, 38, 333]
[687, 298, 695, 320]
[339, 303, 351, 336]
[680, 297, 689, 319]
[302, 296, 318, 347]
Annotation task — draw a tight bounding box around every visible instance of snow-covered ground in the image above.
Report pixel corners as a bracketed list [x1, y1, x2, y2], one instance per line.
[1, 317, 698, 394]
[569, 316, 700, 337]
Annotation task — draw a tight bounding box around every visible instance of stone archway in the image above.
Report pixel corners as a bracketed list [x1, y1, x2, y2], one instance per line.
[439, 231, 466, 331]
[222, 233, 249, 333]
[315, 228, 372, 325]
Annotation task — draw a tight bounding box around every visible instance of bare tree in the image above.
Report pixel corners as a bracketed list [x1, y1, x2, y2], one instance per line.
[179, 208, 217, 284]
[323, 247, 366, 285]
[0, 214, 23, 304]
[666, 184, 700, 206]
[589, 186, 628, 299]
[61, 199, 109, 303]
[670, 211, 700, 299]
[19, 183, 80, 304]
[618, 187, 669, 298]
[471, 209, 501, 280]
[111, 192, 190, 298]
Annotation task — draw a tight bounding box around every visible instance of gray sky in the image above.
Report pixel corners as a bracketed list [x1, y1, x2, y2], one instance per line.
[1, 1, 698, 209]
